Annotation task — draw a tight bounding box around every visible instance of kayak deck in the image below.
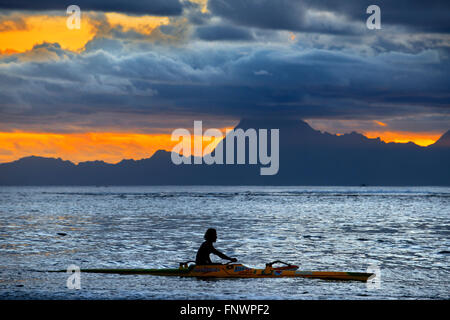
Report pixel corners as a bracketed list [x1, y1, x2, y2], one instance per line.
[75, 264, 373, 282]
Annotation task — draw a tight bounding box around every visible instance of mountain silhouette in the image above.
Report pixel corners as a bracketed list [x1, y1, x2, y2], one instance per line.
[431, 130, 450, 148]
[0, 119, 449, 185]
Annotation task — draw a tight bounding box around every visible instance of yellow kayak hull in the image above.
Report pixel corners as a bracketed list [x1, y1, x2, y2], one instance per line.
[79, 264, 373, 282]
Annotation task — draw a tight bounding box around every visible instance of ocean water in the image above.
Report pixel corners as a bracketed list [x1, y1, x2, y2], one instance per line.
[0, 186, 449, 300]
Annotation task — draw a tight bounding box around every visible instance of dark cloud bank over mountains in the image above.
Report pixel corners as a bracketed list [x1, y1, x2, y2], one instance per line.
[1, 119, 449, 186]
[2, 41, 449, 133]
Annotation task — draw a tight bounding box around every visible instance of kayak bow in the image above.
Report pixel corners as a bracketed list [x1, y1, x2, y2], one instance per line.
[72, 263, 373, 282]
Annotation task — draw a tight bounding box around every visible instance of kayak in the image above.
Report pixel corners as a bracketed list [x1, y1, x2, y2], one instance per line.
[65, 261, 373, 282]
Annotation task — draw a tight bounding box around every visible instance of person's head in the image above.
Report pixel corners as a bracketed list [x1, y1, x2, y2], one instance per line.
[204, 228, 217, 242]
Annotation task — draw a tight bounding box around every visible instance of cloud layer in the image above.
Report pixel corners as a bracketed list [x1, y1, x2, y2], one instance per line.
[1, 38, 449, 133]
[0, 0, 449, 136]
[209, 0, 450, 33]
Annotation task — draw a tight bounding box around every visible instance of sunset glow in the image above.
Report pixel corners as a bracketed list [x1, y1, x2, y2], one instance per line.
[0, 129, 441, 164]
[0, 130, 230, 164]
[363, 131, 441, 147]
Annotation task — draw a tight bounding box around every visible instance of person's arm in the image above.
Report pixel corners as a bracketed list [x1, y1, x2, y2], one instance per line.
[211, 245, 237, 262]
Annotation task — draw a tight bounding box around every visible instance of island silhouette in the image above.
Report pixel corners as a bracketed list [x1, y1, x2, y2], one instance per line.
[1, 119, 449, 185]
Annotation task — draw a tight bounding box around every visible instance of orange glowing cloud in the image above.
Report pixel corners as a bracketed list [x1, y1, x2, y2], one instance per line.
[105, 13, 169, 35]
[289, 32, 296, 41]
[0, 14, 96, 53]
[0, 48, 20, 55]
[373, 120, 387, 127]
[190, 0, 209, 13]
[0, 130, 230, 164]
[0, 12, 169, 54]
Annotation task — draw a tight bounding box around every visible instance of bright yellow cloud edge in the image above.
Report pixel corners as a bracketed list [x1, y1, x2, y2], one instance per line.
[0, 12, 170, 53]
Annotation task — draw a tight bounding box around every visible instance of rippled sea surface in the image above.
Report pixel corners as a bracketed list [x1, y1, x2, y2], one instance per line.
[0, 186, 449, 300]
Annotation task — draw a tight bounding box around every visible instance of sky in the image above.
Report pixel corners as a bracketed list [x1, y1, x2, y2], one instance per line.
[0, 0, 449, 163]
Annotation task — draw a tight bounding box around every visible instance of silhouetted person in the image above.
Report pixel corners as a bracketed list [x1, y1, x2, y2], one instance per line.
[195, 228, 237, 265]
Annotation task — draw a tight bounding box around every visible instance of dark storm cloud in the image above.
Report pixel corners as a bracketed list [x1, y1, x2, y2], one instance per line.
[194, 24, 255, 41]
[206, 0, 362, 35]
[0, 0, 185, 16]
[307, 0, 450, 33]
[0, 39, 449, 133]
[208, 0, 450, 33]
[208, 0, 309, 32]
